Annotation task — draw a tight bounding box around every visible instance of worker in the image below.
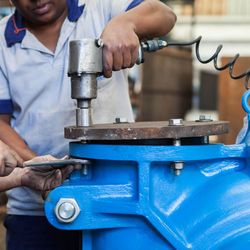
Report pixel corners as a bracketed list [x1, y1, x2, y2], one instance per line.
[0, 140, 73, 191]
[0, 0, 176, 249]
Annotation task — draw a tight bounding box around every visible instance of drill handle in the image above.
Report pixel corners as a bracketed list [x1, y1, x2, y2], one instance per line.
[136, 39, 168, 64]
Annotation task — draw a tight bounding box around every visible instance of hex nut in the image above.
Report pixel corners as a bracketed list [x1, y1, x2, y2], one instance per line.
[169, 119, 184, 126]
[196, 115, 213, 122]
[173, 161, 184, 170]
[115, 117, 128, 123]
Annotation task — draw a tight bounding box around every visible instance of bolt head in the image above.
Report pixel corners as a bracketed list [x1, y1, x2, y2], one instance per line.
[55, 198, 80, 223]
[58, 202, 75, 220]
[169, 119, 184, 126]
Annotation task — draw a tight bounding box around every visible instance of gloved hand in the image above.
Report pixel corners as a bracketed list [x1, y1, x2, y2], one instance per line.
[0, 140, 23, 176]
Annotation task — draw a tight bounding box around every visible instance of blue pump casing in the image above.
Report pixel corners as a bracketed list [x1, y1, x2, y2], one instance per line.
[45, 91, 250, 249]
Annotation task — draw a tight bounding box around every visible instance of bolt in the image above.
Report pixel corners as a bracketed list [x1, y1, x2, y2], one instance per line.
[169, 118, 184, 126]
[55, 198, 80, 223]
[80, 159, 91, 176]
[115, 117, 128, 124]
[172, 137, 184, 176]
[175, 169, 181, 176]
[203, 136, 209, 144]
[173, 139, 181, 146]
[82, 164, 88, 175]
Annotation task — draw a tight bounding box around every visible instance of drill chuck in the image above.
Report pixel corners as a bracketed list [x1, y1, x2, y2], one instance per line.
[68, 39, 103, 127]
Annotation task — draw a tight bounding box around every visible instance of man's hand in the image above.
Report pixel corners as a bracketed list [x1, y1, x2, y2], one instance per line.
[0, 140, 23, 176]
[8, 165, 73, 191]
[100, 0, 177, 78]
[20, 154, 74, 191]
[0, 154, 74, 192]
[100, 15, 140, 78]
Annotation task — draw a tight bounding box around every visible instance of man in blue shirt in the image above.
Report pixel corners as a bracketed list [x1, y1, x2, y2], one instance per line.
[0, 0, 176, 249]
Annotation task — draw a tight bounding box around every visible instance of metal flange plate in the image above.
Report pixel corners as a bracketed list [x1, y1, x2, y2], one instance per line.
[64, 121, 229, 141]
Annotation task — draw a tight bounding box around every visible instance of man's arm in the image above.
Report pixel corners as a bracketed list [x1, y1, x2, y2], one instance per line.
[0, 175, 20, 191]
[0, 139, 23, 191]
[120, 0, 176, 39]
[0, 115, 37, 161]
[101, 0, 177, 77]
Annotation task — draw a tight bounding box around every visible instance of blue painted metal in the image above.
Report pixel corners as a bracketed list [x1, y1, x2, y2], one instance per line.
[242, 90, 250, 114]
[45, 139, 250, 249]
[238, 89, 250, 144]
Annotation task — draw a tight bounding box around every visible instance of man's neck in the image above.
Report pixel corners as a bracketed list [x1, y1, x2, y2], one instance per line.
[25, 9, 68, 53]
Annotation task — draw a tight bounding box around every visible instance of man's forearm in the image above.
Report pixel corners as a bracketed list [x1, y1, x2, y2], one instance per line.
[117, 0, 176, 39]
[0, 173, 20, 191]
[0, 117, 36, 161]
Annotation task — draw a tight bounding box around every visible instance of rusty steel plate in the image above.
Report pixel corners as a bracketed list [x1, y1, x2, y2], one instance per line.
[64, 121, 229, 141]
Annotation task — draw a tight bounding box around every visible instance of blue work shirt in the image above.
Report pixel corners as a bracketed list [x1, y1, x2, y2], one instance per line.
[0, 0, 142, 215]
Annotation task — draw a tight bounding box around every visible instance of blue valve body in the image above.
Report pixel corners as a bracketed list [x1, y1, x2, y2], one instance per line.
[45, 141, 250, 250]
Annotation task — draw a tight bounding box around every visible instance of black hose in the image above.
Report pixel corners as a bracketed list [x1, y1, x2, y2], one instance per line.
[167, 36, 250, 89]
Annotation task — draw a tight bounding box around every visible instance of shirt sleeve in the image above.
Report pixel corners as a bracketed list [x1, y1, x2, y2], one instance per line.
[111, 0, 144, 17]
[0, 47, 13, 114]
[84, 0, 144, 26]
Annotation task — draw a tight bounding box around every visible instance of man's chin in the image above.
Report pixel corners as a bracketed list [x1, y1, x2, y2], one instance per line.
[29, 14, 58, 26]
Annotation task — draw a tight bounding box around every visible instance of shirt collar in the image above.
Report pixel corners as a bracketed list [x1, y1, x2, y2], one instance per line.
[5, 0, 85, 48]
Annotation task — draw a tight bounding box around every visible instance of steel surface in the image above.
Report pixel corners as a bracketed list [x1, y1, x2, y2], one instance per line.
[65, 120, 229, 140]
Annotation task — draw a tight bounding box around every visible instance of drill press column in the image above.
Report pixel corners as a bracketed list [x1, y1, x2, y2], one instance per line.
[68, 39, 103, 127]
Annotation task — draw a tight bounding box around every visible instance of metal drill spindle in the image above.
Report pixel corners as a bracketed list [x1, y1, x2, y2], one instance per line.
[68, 39, 103, 127]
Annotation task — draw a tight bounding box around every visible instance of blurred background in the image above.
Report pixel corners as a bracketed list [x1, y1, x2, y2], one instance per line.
[1, 0, 250, 249]
[130, 0, 250, 145]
